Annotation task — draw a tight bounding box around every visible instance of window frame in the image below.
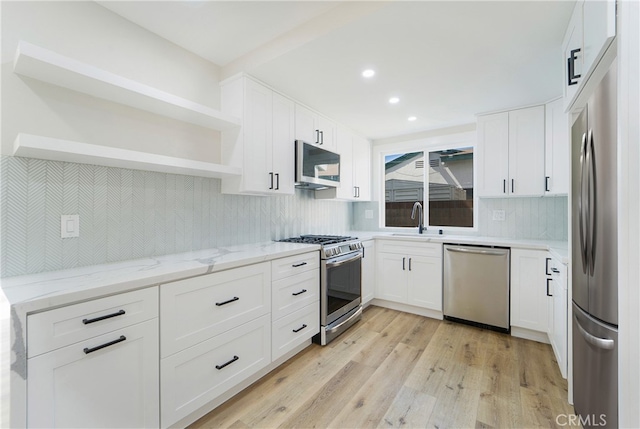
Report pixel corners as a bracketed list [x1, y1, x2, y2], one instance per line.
[375, 131, 478, 233]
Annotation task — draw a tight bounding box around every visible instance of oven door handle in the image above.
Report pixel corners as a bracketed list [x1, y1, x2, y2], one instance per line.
[325, 252, 361, 268]
[327, 306, 363, 334]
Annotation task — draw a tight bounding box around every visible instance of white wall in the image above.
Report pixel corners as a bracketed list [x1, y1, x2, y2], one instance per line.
[1, 1, 223, 162]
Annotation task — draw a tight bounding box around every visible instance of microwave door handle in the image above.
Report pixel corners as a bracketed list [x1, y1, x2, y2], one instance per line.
[578, 132, 588, 274]
[587, 129, 597, 276]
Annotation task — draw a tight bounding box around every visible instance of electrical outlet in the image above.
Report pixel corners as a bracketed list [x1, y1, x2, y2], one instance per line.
[492, 210, 506, 221]
[365, 210, 374, 219]
[61, 215, 79, 238]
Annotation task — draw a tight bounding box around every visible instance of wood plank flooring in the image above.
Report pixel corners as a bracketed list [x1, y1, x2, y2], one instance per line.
[190, 306, 577, 429]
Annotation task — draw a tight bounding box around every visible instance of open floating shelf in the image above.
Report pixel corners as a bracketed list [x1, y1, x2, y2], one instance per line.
[13, 41, 241, 131]
[13, 134, 242, 179]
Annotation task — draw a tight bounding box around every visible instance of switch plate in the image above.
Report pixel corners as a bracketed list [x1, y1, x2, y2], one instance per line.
[61, 215, 79, 238]
[492, 210, 506, 221]
[365, 210, 374, 219]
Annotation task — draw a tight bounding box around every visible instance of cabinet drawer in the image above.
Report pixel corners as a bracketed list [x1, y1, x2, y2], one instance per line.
[272, 302, 319, 361]
[271, 251, 319, 281]
[28, 318, 159, 428]
[377, 240, 442, 257]
[160, 262, 270, 358]
[272, 269, 319, 321]
[27, 287, 158, 358]
[160, 314, 271, 428]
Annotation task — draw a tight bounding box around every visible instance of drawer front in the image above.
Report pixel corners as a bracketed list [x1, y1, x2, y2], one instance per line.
[272, 269, 319, 321]
[271, 251, 319, 281]
[272, 302, 319, 361]
[377, 240, 442, 257]
[28, 287, 158, 358]
[160, 262, 270, 358]
[160, 314, 271, 428]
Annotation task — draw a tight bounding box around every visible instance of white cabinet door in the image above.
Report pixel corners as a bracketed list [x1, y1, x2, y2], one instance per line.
[582, 0, 616, 78]
[407, 255, 442, 311]
[510, 249, 549, 332]
[271, 92, 295, 194]
[243, 78, 273, 193]
[545, 99, 570, 195]
[562, 0, 584, 109]
[548, 257, 568, 379]
[352, 134, 371, 201]
[28, 319, 159, 429]
[317, 114, 336, 150]
[476, 112, 509, 197]
[294, 104, 318, 144]
[376, 252, 407, 303]
[335, 127, 354, 199]
[508, 106, 545, 197]
[361, 240, 375, 305]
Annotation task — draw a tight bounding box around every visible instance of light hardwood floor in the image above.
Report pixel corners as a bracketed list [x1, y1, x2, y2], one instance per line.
[190, 306, 577, 429]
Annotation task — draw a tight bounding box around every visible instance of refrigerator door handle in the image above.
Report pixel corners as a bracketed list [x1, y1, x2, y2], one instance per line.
[587, 129, 597, 276]
[574, 314, 615, 350]
[578, 132, 589, 273]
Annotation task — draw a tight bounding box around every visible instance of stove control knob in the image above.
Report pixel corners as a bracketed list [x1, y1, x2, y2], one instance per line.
[325, 249, 332, 258]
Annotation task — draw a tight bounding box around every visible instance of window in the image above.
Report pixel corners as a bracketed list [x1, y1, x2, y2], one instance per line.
[383, 146, 474, 229]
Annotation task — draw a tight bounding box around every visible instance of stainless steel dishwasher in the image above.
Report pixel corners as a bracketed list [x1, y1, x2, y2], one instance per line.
[443, 244, 510, 332]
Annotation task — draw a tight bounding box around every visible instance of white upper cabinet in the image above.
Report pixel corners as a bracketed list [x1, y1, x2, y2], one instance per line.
[544, 98, 570, 195]
[294, 103, 336, 150]
[477, 105, 545, 198]
[352, 134, 372, 201]
[221, 75, 294, 195]
[562, 0, 616, 111]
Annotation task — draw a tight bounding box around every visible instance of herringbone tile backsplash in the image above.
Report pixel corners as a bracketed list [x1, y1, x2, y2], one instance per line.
[0, 156, 351, 277]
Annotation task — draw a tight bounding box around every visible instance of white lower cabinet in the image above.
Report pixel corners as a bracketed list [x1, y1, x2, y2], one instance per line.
[27, 318, 159, 428]
[510, 248, 550, 334]
[547, 255, 568, 379]
[361, 240, 375, 305]
[160, 315, 271, 427]
[375, 240, 442, 311]
[272, 303, 319, 360]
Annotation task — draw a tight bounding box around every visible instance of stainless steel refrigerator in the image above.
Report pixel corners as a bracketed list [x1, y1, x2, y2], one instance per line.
[571, 60, 618, 428]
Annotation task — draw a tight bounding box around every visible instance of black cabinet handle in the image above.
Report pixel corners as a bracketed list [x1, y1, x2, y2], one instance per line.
[353, 186, 357, 198]
[82, 309, 125, 325]
[546, 278, 553, 297]
[275, 173, 280, 190]
[269, 172, 274, 190]
[292, 324, 307, 333]
[511, 179, 515, 193]
[83, 335, 126, 354]
[215, 296, 239, 306]
[551, 268, 560, 274]
[215, 355, 239, 370]
[545, 257, 552, 275]
[402, 257, 406, 270]
[292, 289, 307, 296]
[292, 262, 307, 267]
[320, 130, 324, 145]
[315, 129, 320, 144]
[503, 179, 506, 194]
[545, 176, 550, 192]
[568, 48, 581, 86]
[409, 258, 412, 271]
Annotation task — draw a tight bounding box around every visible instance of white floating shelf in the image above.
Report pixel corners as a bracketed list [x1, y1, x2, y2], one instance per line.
[13, 134, 242, 179]
[13, 41, 241, 131]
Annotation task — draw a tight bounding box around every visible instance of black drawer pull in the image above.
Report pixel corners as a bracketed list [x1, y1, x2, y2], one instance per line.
[292, 262, 307, 268]
[292, 324, 307, 333]
[215, 297, 239, 306]
[546, 278, 553, 297]
[215, 355, 239, 370]
[83, 335, 126, 354]
[292, 289, 307, 296]
[82, 309, 125, 325]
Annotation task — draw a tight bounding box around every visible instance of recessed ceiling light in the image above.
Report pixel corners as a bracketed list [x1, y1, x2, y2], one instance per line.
[362, 69, 375, 78]
[408, 116, 417, 121]
[389, 97, 400, 104]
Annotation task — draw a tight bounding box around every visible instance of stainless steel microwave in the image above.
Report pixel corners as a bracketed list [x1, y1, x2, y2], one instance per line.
[295, 140, 340, 189]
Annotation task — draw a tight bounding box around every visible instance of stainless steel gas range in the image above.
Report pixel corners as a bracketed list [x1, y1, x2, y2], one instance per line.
[279, 235, 363, 345]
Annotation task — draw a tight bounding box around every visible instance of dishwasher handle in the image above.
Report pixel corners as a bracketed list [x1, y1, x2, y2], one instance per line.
[445, 246, 509, 257]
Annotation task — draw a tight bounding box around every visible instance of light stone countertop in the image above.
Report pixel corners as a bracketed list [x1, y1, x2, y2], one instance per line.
[349, 231, 569, 264]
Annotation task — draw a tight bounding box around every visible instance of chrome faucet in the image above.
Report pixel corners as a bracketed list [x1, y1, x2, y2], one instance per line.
[411, 201, 424, 234]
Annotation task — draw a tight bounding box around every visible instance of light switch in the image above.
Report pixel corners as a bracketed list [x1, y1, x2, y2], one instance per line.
[492, 210, 506, 221]
[61, 215, 79, 238]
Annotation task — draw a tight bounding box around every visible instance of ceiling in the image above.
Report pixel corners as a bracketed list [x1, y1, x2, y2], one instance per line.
[98, 1, 575, 141]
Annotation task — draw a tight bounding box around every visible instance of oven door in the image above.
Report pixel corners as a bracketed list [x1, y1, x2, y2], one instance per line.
[322, 251, 362, 326]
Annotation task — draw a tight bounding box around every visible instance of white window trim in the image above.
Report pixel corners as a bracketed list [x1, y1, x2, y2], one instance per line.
[373, 130, 478, 232]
